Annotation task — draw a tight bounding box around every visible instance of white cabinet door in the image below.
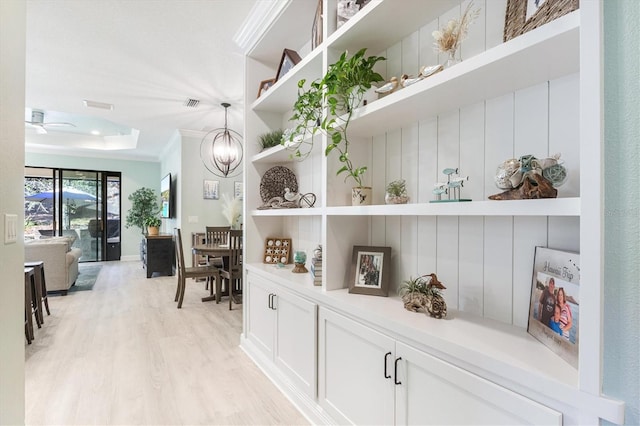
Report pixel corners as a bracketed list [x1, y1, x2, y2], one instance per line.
[395, 342, 562, 425]
[318, 308, 395, 425]
[273, 287, 317, 399]
[245, 273, 275, 359]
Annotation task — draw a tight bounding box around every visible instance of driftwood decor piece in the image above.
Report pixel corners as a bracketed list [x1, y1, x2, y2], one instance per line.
[504, 0, 579, 42]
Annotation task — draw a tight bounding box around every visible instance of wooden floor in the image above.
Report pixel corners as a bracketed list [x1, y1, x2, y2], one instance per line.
[25, 261, 309, 425]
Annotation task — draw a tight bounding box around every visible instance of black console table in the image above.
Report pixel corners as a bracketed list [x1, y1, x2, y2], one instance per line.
[141, 234, 175, 278]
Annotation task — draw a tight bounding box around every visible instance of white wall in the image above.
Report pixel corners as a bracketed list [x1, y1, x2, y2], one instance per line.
[177, 129, 244, 255]
[0, 0, 25, 423]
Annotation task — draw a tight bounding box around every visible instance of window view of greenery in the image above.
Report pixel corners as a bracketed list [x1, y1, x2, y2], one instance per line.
[25, 168, 121, 262]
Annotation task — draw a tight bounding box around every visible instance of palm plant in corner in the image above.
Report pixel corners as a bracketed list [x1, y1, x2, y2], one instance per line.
[284, 48, 385, 205]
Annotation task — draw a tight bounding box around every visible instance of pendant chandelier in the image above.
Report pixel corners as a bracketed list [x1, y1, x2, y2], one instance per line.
[200, 102, 243, 178]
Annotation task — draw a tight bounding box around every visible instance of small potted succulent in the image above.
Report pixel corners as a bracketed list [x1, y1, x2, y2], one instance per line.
[385, 179, 409, 204]
[258, 129, 284, 152]
[143, 216, 162, 236]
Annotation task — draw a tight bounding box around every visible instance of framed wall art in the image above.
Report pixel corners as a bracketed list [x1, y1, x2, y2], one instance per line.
[257, 78, 276, 98]
[504, 0, 579, 42]
[527, 246, 580, 369]
[275, 48, 302, 82]
[234, 181, 243, 200]
[348, 246, 391, 297]
[203, 179, 219, 200]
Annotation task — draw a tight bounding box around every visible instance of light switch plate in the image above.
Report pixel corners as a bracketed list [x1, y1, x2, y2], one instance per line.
[188, 216, 199, 223]
[4, 214, 17, 244]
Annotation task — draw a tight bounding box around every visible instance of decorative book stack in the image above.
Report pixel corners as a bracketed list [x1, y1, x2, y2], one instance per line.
[310, 245, 322, 286]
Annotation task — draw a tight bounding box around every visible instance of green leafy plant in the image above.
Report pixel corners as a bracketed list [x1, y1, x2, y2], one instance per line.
[143, 216, 162, 228]
[285, 48, 386, 187]
[386, 179, 407, 197]
[258, 129, 285, 151]
[126, 187, 161, 233]
[399, 276, 426, 297]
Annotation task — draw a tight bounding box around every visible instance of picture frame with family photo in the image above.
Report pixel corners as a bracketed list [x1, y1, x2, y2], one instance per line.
[527, 246, 580, 369]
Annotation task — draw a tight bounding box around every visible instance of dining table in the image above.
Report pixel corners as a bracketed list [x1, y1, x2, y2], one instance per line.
[192, 242, 242, 303]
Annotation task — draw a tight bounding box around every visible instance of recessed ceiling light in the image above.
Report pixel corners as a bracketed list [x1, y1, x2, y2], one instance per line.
[83, 99, 114, 110]
[91, 130, 101, 136]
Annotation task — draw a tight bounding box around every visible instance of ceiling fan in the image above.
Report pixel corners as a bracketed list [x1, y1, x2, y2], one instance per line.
[25, 110, 75, 134]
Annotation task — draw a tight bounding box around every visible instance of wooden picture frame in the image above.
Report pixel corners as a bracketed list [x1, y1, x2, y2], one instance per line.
[348, 246, 391, 297]
[503, 0, 579, 42]
[527, 246, 580, 369]
[311, 0, 323, 50]
[275, 48, 302, 82]
[257, 78, 276, 98]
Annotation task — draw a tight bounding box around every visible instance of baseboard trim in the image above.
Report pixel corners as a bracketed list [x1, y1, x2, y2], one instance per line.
[240, 337, 336, 426]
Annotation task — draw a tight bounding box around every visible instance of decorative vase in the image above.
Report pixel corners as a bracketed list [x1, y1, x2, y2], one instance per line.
[147, 226, 159, 236]
[351, 186, 372, 206]
[445, 49, 460, 68]
[292, 251, 308, 273]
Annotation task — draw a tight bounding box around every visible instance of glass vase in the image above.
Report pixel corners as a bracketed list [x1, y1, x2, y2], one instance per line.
[445, 49, 460, 68]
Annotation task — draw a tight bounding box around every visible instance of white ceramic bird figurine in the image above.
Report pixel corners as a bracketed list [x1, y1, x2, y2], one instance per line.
[400, 74, 422, 88]
[419, 64, 444, 79]
[284, 187, 301, 202]
[375, 76, 398, 95]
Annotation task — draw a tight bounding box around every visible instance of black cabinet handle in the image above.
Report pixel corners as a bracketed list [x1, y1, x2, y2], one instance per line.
[384, 352, 392, 379]
[268, 293, 273, 309]
[394, 357, 402, 385]
[271, 293, 276, 310]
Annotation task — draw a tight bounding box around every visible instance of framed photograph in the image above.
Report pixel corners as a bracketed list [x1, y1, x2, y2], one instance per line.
[203, 180, 219, 200]
[275, 48, 302, 82]
[234, 181, 243, 200]
[311, 0, 323, 50]
[348, 246, 391, 297]
[257, 78, 276, 98]
[527, 246, 580, 369]
[504, 0, 579, 42]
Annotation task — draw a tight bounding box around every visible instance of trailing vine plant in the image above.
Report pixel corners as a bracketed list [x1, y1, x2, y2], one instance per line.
[284, 48, 385, 188]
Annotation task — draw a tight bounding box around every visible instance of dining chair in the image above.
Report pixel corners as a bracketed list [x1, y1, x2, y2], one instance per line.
[219, 229, 242, 310]
[205, 226, 230, 268]
[174, 228, 221, 309]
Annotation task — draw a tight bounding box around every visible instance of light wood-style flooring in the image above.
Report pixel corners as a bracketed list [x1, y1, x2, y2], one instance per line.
[25, 261, 309, 425]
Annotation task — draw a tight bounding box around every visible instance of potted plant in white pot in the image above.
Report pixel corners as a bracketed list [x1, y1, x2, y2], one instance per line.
[125, 187, 161, 234]
[284, 48, 386, 205]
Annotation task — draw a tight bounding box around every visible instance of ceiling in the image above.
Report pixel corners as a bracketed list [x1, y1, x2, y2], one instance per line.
[25, 0, 258, 161]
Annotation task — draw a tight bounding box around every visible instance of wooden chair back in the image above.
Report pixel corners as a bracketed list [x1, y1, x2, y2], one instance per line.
[205, 226, 230, 246]
[226, 230, 242, 271]
[175, 228, 186, 273]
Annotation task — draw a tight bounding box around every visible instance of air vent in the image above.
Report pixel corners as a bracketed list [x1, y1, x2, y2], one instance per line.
[183, 98, 200, 108]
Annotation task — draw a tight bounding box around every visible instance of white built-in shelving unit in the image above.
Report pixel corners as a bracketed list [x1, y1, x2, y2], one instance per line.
[238, 0, 625, 424]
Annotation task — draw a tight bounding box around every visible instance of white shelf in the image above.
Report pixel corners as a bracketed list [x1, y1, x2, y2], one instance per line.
[326, 197, 580, 217]
[346, 11, 580, 137]
[251, 48, 323, 114]
[327, 0, 458, 55]
[251, 208, 321, 217]
[251, 144, 293, 163]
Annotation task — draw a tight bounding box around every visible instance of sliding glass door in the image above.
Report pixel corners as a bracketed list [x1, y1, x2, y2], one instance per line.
[24, 167, 121, 262]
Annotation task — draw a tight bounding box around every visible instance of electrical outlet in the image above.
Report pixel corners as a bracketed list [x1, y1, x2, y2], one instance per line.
[4, 214, 17, 244]
[188, 216, 199, 223]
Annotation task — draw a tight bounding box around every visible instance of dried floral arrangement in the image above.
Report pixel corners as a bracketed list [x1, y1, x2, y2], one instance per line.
[432, 1, 481, 60]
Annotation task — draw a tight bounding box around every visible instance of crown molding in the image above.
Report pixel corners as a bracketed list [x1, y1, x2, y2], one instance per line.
[233, 0, 291, 54]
